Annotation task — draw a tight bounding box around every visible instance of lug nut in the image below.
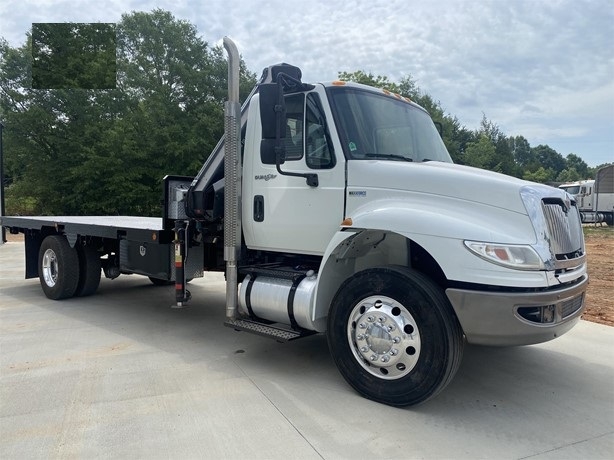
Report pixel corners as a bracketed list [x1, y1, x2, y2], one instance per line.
[390, 348, 398, 356]
[388, 325, 395, 332]
[359, 323, 367, 329]
[393, 336, 401, 343]
[367, 316, 375, 322]
[378, 317, 386, 323]
[381, 356, 390, 363]
[360, 346, 369, 352]
[357, 334, 365, 340]
[370, 355, 378, 361]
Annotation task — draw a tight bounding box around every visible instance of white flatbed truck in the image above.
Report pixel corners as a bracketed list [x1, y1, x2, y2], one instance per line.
[0, 38, 588, 406]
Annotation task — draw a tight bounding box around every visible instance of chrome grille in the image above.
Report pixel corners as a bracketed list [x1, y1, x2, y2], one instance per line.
[542, 200, 584, 257]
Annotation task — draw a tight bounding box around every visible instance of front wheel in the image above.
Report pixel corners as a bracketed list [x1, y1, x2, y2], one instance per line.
[327, 266, 464, 407]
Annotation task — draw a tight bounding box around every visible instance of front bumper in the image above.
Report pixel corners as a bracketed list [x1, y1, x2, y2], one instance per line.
[446, 275, 588, 346]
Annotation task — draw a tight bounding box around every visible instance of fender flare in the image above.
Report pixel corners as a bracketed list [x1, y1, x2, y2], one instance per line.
[311, 201, 534, 331]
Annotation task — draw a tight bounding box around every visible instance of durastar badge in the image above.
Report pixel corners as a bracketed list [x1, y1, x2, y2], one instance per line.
[255, 174, 277, 181]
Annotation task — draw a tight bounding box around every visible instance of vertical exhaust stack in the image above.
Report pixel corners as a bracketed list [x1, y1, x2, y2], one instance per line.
[223, 37, 242, 320]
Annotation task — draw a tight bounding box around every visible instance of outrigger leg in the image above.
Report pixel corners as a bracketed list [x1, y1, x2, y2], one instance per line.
[172, 220, 191, 308]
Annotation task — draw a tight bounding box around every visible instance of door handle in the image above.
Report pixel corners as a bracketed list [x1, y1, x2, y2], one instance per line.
[253, 195, 264, 222]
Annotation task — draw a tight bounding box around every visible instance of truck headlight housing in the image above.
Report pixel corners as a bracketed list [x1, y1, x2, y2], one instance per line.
[464, 241, 544, 270]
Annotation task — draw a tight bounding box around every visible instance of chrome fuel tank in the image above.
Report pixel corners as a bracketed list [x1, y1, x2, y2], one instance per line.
[238, 272, 321, 330]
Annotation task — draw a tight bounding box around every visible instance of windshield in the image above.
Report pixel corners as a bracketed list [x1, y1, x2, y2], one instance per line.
[327, 86, 452, 163]
[560, 185, 580, 195]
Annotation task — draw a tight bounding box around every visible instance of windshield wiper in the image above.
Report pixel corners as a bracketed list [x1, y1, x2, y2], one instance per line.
[364, 153, 413, 162]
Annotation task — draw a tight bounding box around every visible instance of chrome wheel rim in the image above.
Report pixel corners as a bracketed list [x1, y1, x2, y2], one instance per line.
[42, 248, 58, 287]
[347, 295, 421, 380]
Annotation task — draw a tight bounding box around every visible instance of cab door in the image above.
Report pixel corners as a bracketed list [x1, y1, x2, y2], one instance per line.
[244, 89, 345, 255]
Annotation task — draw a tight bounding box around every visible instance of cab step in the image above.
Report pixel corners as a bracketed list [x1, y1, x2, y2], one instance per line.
[224, 318, 315, 342]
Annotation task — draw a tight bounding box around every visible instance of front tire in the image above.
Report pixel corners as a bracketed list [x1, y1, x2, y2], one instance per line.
[327, 266, 464, 407]
[38, 235, 80, 300]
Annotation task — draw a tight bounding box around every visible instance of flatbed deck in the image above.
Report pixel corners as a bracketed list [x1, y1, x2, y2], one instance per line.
[1, 216, 168, 243]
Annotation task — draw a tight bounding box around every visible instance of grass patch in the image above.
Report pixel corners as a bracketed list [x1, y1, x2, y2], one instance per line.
[583, 225, 614, 239]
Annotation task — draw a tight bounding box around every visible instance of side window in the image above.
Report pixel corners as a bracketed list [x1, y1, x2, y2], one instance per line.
[284, 93, 304, 161]
[305, 93, 335, 169]
[282, 92, 335, 168]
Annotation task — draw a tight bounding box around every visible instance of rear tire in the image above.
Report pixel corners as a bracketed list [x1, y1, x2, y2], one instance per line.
[327, 265, 464, 407]
[38, 235, 80, 300]
[75, 244, 101, 297]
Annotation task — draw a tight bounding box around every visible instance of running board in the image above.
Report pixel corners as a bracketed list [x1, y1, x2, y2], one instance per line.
[224, 318, 315, 342]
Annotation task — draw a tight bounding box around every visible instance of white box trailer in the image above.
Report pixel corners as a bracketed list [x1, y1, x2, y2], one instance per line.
[559, 165, 614, 224]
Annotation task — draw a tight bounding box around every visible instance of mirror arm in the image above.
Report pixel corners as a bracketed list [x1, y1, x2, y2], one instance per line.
[275, 152, 319, 187]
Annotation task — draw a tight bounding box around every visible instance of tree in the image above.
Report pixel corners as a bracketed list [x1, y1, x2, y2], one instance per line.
[454, 115, 516, 174]
[509, 135, 536, 170]
[532, 145, 566, 178]
[463, 135, 496, 170]
[556, 168, 581, 183]
[565, 153, 589, 179]
[32, 22, 116, 89]
[523, 166, 553, 183]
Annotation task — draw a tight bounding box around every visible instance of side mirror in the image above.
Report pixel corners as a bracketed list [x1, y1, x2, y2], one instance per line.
[259, 83, 285, 140]
[260, 139, 285, 165]
[258, 81, 319, 188]
[259, 82, 287, 165]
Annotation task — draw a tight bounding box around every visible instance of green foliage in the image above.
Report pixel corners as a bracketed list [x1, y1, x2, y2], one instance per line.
[463, 135, 496, 170]
[556, 168, 581, 183]
[1, 10, 256, 216]
[532, 145, 566, 175]
[32, 23, 116, 89]
[565, 153, 589, 178]
[523, 166, 553, 183]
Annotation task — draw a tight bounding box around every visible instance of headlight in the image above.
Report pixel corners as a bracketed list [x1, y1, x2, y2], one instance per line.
[464, 241, 544, 270]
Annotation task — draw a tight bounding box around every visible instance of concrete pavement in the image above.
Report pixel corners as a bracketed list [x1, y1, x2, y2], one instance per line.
[1, 241, 613, 459]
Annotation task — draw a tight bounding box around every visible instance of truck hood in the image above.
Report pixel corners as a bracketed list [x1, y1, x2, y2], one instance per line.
[347, 160, 543, 214]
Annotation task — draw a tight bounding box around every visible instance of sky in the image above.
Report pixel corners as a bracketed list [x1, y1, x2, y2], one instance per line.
[1, 0, 613, 168]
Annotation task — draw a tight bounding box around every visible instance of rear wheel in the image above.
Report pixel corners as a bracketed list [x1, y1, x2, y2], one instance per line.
[327, 265, 464, 407]
[38, 235, 80, 300]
